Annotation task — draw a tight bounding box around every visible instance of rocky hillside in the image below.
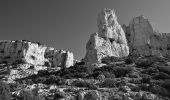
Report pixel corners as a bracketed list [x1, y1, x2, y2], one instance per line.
[0, 8, 170, 100]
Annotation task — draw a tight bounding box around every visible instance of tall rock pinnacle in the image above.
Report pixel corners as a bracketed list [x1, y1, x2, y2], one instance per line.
[84, 8, 129, 66]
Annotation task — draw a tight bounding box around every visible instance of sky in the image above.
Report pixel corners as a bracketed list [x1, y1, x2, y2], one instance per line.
[0, 0, 170, 60]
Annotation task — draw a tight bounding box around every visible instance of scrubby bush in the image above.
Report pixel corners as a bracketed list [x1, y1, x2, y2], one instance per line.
[93, 65, 134, 78]
[150, 85, 170, 97]
[35, 77, 47, 84]
[141, 67, 159, 75]
[19, 89, 44, 100]
[38, 70, 51, 76]
[58, 65, 89, 79]
[72, 80, 98, 90]
[0, 81, 11, 100]
[102, 72, 115, 79]
[44, 75, 66, 85]
[141, 75, 151, 83]
[99, 78, 116, 88]
[53, 92, 65, 99]
[135, 57, 155, 68]
[113, 66, 134, 77]
[153, 72, 170, 80]
[125, 57, 134, 64]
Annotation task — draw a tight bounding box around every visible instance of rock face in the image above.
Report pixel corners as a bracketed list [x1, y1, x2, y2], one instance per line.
[84, 8, 129, 66]
[124, 16, 170, 57]
[0, 40, 74, 68]
[45, 47, 74, 68]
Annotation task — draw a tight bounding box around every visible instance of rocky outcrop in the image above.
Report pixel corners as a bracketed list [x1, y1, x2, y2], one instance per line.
[45, 47, 74, 68]
[124, 16, 170, 57]
[0, 40, 47, 65]
[0, 40, 74, 68]
[84, 8, 129, 66]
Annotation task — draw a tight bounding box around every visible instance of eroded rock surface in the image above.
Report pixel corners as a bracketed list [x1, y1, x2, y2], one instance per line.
[84, 8, 129, 66]
[0, 40, 74, 68]
[124, 16, 170, 57]
[45, 47, 74, 68]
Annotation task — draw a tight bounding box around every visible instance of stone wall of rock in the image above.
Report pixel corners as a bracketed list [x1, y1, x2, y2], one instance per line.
[0, 40, 74, 68]
[124, 16, 170, 57]
[84, 8, 129, 66]
[45, 47, 74, 68]
[0, 40, 47, 65]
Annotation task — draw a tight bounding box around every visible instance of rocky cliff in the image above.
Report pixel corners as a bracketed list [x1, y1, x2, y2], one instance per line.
[84, 8, 129, 66]
[0, 40, 74, 68]
[0, 8, 170, 100]
[123, 15, 170, 57]
[85, 9, 170, 66]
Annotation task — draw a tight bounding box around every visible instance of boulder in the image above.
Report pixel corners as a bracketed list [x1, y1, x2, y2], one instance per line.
[84, 8, 129, 66]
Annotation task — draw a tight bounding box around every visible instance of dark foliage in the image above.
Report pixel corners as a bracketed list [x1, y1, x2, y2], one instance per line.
[72, 80, 98, 90]
[36, 75, 66, 85]
[53, 92, 65, 99]
[0, 81, 11, 100]
[125, 57, 134, 64]
[93, 65, 134, 78]
[152, 72, 170, 80]
[99, 78, 116, 88]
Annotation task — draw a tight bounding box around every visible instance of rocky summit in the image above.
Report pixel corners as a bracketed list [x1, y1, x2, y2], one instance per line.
[123, 15, 170, 57]
[84, 8, 129, 66]
[0, 8, 170, 100]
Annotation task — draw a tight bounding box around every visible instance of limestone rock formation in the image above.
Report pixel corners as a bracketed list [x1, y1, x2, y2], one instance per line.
[124, 16, 170, 57]
[0, 40, 74, 68]
[45, 47, 74, 68]
[84, 8, 129, 66]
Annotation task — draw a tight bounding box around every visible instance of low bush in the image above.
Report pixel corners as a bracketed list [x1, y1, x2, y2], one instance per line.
[94, 65, 134, 78]
[125, 57, 134, 64]
[72, 80, 98, 90]
[153, 72, 170, 80]
[99, 78, 116, 88]
[19, 89, 44, 100]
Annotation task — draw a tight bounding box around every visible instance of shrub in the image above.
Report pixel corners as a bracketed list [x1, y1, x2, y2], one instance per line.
[141, 75, 151, 83]
[19, 89, 44, 100]
[102, 71, 115, 79]
[150, 85, 170, 97]
[99, 78, 116, 88]
[35, 77, 47, 83]
[44, 75, 65, 85]
[72, 80, 98, 90]
[0, 81, 11, 100]
[125, 57, 134, 64]
[93, 65, 134, 78]
[38, 70, 51, 76]
[135, 57, 155, 67]
[141, 67, 159, 75]
[153, 72, 170, 80]
[53, 92, 65, 99]
[72, 72, 88, 78]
